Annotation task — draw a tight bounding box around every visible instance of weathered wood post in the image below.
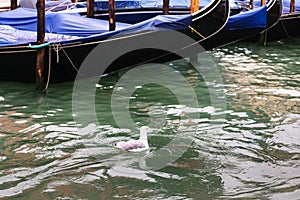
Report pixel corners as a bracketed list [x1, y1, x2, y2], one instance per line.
[259, 0, 267, 45]
[163, 0, 169, 15]
[10, 0, 18, 10]
[36, 0, 46, 90]
[109, 0, 116, 31]
[290, 0, 295, 13]
[87, 0, 95, 18]
[190, 0, 199, 63]
[190, 0, 199, 13]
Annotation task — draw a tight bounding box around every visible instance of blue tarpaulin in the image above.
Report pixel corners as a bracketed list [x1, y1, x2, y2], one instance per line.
[94, 0, 142, 9]
[282, 0, 300, 14]
[20, 0, 74, 11]
[224, 5, 267, 30]
[0, 25, 80, 47]
[0, 7, 130, 36]
[78, 0, 239, 9]
[252, 0, 300, 14]
[139, 0, 240, 8]
[0, 7, 192, 47]
[79, 0, 194, 9]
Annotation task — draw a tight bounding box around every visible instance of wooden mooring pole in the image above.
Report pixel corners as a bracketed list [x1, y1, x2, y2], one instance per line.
[189, 1, 199, 63]
[109, 0, 116, 31]
[163, 0, 169, 15]
[10, 0, 17, 10]
[290, 0, 295, 13]
[87, 0, 94, 18]
[190, 0, 199, 13]
[36, 0, 46, 90]
[258, 0, 268, 45]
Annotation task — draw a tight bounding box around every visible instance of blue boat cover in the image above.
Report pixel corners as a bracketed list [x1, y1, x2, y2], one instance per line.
[93, 0, 142, 9]
[0, 7, 192, 47]
[0, 7, 130, 36]
[79, 0, 208, 9]
[0, 25, 80, 47]
[46, 0, 75, 12]
[282, 0, 300, 14]
[78, 0, 239, 10]
[252, 0, 300, 14]
[224, 5, 267, 30]
[275, 0, 300, 14]
[139, 0, 240, 8]
[20, 0, 74, 11]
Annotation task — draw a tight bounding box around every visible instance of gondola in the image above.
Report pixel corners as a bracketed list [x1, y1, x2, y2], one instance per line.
[257, 0, 300, 41]
[0, 0, 229, 83]
[61, 0, 281, 49]
[61, 0, 238, 22]
[92, 0, 281, 50]
[201, 0, 282, 49]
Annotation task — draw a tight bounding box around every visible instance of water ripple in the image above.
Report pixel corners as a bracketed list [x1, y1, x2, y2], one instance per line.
[0, 39, 300, 199]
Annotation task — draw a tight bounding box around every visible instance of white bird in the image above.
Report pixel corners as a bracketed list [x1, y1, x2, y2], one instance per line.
[115, 126, 152, 152]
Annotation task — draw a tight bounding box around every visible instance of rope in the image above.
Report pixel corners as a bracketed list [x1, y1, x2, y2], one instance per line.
[60, 46, 84, 76]
[44, 45, 52, 91]
[280, 20, 291, 39]
[263, 30, 267, 46]
[0, 49, 36, 54]
[59, 31, 157, 49]
[52, 43, 83, 76]
[53, 44, 62, 63]
[189, 25, 206, 39]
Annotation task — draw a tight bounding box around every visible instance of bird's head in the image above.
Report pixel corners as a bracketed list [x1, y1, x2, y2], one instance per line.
[139, 126, 152, 140]
[140, 126, 152, 133]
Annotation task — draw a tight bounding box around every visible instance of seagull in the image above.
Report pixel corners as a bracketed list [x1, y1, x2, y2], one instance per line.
[115, 126, 152, 152]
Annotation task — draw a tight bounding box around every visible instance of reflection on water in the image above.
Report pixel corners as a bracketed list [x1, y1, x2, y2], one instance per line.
[0, 38, 300, 199]
[212, 39, 300, 199]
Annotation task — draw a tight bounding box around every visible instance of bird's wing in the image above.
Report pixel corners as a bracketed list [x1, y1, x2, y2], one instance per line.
[116, 140, 146, 151]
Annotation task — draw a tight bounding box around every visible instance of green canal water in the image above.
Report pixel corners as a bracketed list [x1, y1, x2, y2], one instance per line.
[0, 38, 300, 199]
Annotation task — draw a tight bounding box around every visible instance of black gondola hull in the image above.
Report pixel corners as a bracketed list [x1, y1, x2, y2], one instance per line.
[0, 0, 229, 83]
[202, 0, 282, 49]
[265, 12, 300, 41]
